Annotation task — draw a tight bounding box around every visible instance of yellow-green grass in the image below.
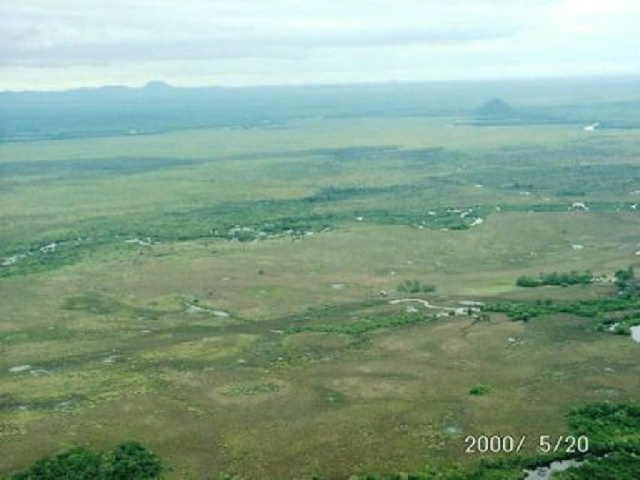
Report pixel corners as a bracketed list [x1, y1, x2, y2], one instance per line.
[2, 312, 638, 478]
[3, 117, 639, 233]
[2, 115, 640, 478]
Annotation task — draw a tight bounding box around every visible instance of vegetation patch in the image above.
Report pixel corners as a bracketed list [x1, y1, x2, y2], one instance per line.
[349, 402, 640, 479]
[468, 385, 491, 396]
[138, 334, 258, 363]
[286, 312, 434, 335]
[62, 294, 127, 315]
[516, 270, 594, 288]
[486, 266, 640, 332]
[615, 266, 639, 298]
[483, 296, 640, 322]
[219, 381, 281, 397]
[554, 452, 640, 480]
[596, 312, 640, 336]
[0, 328, 77, 345]
[566, 402, 640, 451]
[7, 442, 162, 480]
[397, 280, 436, 294]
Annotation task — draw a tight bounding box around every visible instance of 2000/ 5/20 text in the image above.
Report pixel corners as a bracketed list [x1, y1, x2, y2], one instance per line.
[464, 435, 589, 454]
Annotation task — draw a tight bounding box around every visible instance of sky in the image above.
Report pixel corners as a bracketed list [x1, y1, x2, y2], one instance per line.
[1, 0, 639, 91]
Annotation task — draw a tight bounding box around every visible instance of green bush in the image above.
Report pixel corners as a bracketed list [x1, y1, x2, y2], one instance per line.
[469, 385, 491, 396]
[516, 270, 593, 288]
[102, 442, 162, 480]
[516, 276, 543, 287]
[615, 266, 639, 298]
[554, 452, 640, 480]
[566, 403, 640, 450]
[11, 447, 102, 480]
[484, 296, 640, 323]
[286, 312, 434, 336]
[397, 280, 436, 294]
[9, 442, 162, 480]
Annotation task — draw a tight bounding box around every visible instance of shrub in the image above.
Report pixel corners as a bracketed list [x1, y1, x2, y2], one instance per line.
[553, 452, 640, 480]
[516, 271, 593, 288]
[102, 442, 163, 480]
[9, 442, 162, 480]
[12, 447, 102, 480]
[469, 385, 491, 396]
[516, 276, 542, 287]
[397, 280, 436, 293]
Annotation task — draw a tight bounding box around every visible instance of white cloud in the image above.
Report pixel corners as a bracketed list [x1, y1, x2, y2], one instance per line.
[0, 0, 638, 89]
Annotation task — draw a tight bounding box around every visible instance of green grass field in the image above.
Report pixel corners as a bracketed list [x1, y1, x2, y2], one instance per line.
[1, 104, 639, 478]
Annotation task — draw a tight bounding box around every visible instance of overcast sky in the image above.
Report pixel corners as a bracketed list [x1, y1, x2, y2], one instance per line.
[1, 0, 639, 90]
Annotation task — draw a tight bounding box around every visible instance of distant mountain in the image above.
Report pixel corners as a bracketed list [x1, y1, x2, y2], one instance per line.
[473, 98, 520, 117]
[141, 81, 174, 91]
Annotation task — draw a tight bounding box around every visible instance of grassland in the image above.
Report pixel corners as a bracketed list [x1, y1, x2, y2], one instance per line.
[1, 94, 640, 478]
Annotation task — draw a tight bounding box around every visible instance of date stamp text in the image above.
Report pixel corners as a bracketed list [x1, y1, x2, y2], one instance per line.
[464, 435, 589, 454]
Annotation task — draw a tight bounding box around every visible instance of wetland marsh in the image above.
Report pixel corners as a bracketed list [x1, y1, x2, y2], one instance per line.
[1, 79, 639, 479]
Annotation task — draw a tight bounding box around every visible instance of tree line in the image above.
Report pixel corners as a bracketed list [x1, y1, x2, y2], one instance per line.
[516, 270, 594, 288]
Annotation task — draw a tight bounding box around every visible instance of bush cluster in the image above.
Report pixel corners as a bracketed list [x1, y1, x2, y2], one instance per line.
[9, 442, 162, 480]
[516, 270, 593, 288]
[397, 280, 436, 294]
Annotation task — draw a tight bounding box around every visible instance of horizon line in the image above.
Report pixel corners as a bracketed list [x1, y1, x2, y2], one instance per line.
[2, 72, 640, 94]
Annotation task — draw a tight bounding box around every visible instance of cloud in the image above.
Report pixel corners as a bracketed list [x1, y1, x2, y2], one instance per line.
[0, 0, 525, 66]
[0, 0, 638, 89]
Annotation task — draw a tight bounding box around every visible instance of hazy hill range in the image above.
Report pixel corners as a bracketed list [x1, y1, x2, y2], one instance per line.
[2, 76, 640, 141]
